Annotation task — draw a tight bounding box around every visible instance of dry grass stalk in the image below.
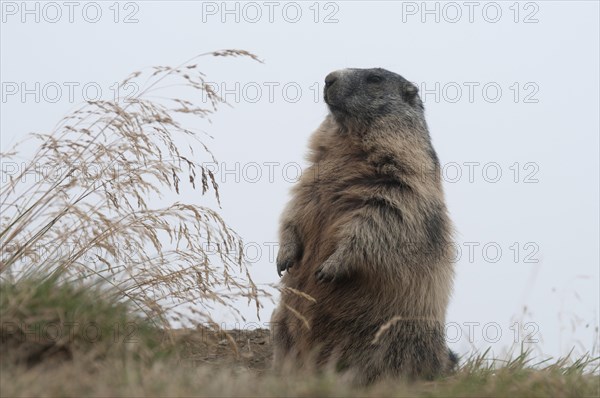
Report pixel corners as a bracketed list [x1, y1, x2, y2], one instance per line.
[0, 50, 266, 328]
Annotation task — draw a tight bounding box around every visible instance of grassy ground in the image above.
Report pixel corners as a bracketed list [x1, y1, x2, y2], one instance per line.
[1, 277, 598, 398]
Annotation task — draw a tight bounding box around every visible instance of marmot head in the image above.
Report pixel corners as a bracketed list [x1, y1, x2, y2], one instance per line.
[323, 68, 424, 133]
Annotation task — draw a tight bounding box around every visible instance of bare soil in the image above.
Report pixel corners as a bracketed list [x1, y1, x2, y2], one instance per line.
[171, 327, 273, 373]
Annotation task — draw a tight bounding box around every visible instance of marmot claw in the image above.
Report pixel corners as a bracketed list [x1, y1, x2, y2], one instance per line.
[277, 258, 293, 277]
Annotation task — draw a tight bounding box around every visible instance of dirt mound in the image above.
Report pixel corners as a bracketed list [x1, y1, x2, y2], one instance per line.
[172, 327, 273, 372]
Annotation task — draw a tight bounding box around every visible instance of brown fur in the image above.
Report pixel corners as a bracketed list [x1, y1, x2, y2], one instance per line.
[271, 68, 455, 384]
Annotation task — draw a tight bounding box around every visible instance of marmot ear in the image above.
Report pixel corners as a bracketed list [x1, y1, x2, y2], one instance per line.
[402, 82, 422, 108]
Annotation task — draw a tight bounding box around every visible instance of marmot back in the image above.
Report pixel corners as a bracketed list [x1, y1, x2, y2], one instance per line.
[271, 68, 456, 384]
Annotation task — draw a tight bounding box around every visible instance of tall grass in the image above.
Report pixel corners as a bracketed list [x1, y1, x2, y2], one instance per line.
[0, 50, 265, 328]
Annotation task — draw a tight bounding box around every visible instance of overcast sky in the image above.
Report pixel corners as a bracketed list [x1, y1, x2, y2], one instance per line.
[1, 1, 599, 360]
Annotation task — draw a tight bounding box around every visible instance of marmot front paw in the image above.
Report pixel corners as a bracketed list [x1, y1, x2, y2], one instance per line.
[315, 254, 345, 283]
[276, 242, 302, 277]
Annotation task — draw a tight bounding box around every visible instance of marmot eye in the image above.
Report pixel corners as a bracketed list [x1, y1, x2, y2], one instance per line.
[366, 75, 383, 84]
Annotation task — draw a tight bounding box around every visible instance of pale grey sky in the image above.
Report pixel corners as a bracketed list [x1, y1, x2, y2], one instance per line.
[1, 1, 599, 360]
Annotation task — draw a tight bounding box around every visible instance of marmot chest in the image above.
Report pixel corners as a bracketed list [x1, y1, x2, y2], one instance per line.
[294, 151, 375, 240]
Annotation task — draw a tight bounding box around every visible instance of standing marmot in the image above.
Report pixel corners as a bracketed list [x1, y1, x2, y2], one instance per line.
[271, 68, 456, 384]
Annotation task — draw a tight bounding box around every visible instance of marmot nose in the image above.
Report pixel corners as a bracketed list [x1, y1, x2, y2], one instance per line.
[325, 72, 339, 88]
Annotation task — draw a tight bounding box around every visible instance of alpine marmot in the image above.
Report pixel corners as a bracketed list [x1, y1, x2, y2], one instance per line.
[271, 67, 456, 384]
